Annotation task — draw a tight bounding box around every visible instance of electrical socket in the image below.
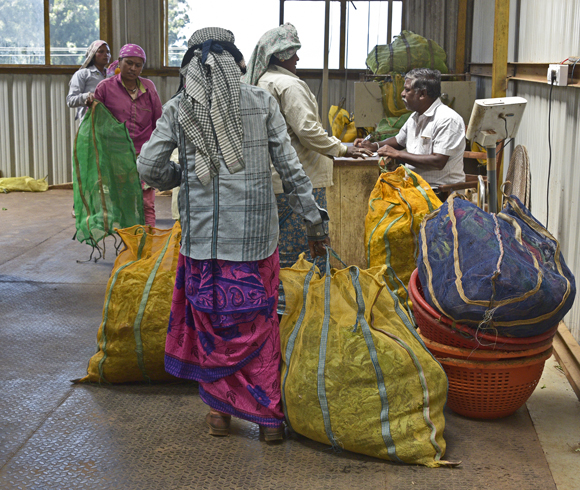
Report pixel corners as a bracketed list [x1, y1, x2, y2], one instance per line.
[548, 64, 569, 86]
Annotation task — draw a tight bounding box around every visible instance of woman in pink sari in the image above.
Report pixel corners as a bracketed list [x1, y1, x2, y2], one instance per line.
[137, 27, 330, 442]
[94, 44, 162, 227]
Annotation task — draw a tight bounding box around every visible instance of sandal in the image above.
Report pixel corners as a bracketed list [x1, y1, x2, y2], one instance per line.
[205, 411, 231, 437]
[259, 425, 285, 442]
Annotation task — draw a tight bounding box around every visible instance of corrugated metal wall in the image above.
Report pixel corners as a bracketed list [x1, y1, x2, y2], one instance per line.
[0, 72, 351, 185]
[471, 0, 580, 339]
[403, 0, 462, 72]
[0, 74, 180, 185]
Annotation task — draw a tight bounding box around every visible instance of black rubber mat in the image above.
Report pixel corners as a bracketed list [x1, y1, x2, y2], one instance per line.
[0, 190, 557, 490]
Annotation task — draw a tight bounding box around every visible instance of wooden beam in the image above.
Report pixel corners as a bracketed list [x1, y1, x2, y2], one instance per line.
[455, 0, 468, 74]
[99, 0, 113, 48]
[492, 0, 510, 98]
[280, 0, 285, 25]
[339, 0, 346, 70]
[322, 0, 330, 131]
[44, 0, 50, 65]
[553, 323, 580, 402]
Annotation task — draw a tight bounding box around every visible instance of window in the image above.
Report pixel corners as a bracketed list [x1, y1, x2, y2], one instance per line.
[0, 0, 100, 66]
[164, 0, 279, 67]
[284, 0, 403, 69]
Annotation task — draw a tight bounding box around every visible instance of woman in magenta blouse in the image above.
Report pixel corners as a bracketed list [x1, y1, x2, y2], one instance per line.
[94, 44, 163, 227]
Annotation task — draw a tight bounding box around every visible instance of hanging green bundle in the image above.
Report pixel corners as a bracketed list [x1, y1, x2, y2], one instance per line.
[73, 101, 144, 250]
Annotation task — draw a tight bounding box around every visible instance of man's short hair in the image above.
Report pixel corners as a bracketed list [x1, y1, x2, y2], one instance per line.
[405, 68, 441, 99]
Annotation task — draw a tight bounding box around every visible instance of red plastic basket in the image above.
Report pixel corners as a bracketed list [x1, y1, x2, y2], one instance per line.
[418, 331, 553, 361]
[439, 348, 553, 419]
[409, 269, 558, 351]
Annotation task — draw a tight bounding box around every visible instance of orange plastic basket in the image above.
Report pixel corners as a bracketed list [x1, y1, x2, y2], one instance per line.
[418, 331, 553, 361]
[438, 347, 553, 419]
[409, 269, 558, 351]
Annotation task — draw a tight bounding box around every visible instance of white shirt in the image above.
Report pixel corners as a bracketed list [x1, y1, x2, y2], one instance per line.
[258, 66, 347, 194]
[396, 98, 466, 186]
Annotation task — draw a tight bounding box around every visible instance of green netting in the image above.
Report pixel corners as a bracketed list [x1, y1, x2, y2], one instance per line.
[73, 101, 144, 247]
[366, 31, 448, 75]
[369, 113, 412, 142]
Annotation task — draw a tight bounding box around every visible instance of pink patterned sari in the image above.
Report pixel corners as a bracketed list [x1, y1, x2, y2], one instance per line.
[165, 250, 284, 427]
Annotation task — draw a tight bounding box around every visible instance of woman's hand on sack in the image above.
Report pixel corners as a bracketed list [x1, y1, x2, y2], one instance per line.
[308, 237, 331, 258]
[345, 145, 373, 159]
[85, 92, 95, 105]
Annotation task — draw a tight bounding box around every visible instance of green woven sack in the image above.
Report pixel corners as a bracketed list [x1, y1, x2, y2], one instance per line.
[73, 101, 144, 248]
[366, 30, 448, 75]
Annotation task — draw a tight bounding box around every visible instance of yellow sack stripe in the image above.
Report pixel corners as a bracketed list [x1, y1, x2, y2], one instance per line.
[279, 254, 448, 465]
[79, 222, 181, 383]
[365, 167, 441, 300]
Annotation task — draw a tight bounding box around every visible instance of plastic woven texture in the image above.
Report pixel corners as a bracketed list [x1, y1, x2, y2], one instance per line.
[79, 222, 181, 383]
[279, 252, 449, 466]
[417, 194, 576, 337]
[0, 176, 48, 193]
[379, 74, 409, 118]
[328, 105, 357, 142]
[439, 348, 552, 419]
[366, 30, 448, 75]
[365, 167, 442, 301]
[73, 101, 145, 247]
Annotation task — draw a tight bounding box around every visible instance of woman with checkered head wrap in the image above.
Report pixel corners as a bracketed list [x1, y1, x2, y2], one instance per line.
[137, 26, 331, 443]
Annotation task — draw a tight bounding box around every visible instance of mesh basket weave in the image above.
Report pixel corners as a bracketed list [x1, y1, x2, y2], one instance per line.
[438, 348, 552, 419]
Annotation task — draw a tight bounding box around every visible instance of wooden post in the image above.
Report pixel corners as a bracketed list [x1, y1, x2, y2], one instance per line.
[44, 0, 50, 65]
[387, 0, 393, 44]
[455, 0, 468, 74]
[339, 0, 346, 70]
[99, 0, 114, 48]
[492, 0, 510, 209]
[322, 0, 331, 132]
[492, 0, 509, 98]
[279, 0, 285, 26]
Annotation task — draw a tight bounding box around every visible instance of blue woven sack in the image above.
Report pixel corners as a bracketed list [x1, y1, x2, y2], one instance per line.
[417, 194, 575, 338]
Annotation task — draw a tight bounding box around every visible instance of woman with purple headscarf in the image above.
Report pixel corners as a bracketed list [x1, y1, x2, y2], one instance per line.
[94, 44, 163, 227]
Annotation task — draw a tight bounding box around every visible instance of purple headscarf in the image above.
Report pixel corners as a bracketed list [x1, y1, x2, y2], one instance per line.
[106, 44, 147, 77]
[119, 44, 147, 63]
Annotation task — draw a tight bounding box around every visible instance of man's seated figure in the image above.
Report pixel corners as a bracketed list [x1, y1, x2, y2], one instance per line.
[355, 68, 466, 195]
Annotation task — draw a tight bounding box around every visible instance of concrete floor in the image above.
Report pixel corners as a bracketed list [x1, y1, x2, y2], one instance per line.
[0, 188, 578, 489]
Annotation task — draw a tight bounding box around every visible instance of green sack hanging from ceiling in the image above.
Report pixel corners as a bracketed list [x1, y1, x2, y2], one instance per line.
[73, 101, 144, 248]
[366, 30, 449, 75]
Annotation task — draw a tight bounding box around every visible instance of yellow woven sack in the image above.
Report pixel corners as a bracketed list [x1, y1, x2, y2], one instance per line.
[328, 105, 357, 142]
[279, 251, 449, 466]
[380, 74, 409, 118]
[79, 222, 181, 383]
[365, 166, 441, 299]
[0, 176, 48, 193]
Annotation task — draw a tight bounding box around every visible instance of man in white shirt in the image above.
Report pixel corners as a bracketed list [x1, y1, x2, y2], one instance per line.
[355, 68, 465, 191]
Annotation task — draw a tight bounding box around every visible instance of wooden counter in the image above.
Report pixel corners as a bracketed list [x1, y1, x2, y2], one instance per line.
[326, 158, 381, 268]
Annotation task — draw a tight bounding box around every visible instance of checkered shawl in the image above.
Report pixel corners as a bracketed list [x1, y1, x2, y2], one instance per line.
[178, 27, 244, 185]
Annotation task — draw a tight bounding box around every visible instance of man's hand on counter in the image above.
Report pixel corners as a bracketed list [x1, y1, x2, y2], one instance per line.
[344, 145, 374, 159]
